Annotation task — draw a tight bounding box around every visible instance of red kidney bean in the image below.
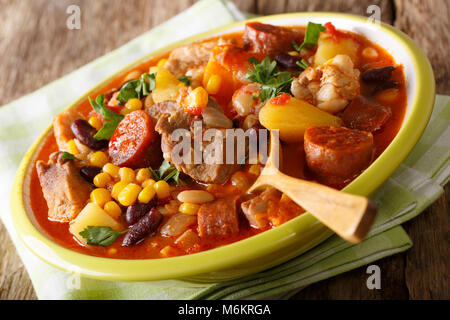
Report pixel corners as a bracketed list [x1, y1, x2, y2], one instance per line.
[361, 66, 395, 82]
[370, 80, 398, 95]
[79, 166, 102, 183]
[122, 208, 162, 246]
[275, 52, 303, 70]
[125, 199, 157, 225]
[71, 119, 108, 150]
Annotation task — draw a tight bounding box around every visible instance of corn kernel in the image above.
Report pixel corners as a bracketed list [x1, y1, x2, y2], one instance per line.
[119, 167, 135, 183]
[153, 180, 170, 198]
[183, 87, 208, 115]
[179, 202, 200, 215]
[89, 151, 108, 168]
[157, 58, 167, 67]
[90, 188, 112, 208]
[118, 183, 142, 206]
[93, 172, 112, 188]
[138, 185, 156, 204]
[248, 164, 261, 176]
[66, 139, 79, 155]
[88, 116, 103, 131]
[103, 163, 120, 179]
[111, 181, 128, 200]
[104, 201, 122, 219]
[136, 168, 151, 183]
[125, 98, 143, 112]
[142, 178, 156, 188]
[206, 75, 222, 95]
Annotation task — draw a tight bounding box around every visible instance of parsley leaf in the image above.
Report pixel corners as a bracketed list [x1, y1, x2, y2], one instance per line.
[245, 57, 293, 101]
[296, 59, 310, 70]
[117, 73, 156, 103]
[292, 22, 325, 52]
[79, 226, 128, 247]
[89, 94, 124, 140]
[148, 160, 181, 184]
[178, 75, 191, 86]
[61, 151, 79, 161]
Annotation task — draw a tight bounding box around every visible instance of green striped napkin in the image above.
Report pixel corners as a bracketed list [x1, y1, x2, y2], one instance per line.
[0, 0, 448, 300]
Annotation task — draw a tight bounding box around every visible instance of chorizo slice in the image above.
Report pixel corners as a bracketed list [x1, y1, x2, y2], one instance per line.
[304, 126, 374, 185]
[198, 196, 240, 238]
[108, 110, 160, 168]
[244, 22, 305, 56]
[342, 96, 391, 132]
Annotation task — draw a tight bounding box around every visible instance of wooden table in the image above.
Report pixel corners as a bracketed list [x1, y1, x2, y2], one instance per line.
[0, 0, 448, 300]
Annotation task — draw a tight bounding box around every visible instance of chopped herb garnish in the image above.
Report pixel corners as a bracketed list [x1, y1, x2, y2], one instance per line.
[61, 151, 79, 161]
[296, 59, 310, 70]
[79, 226, 128, 247]
[245, 57, 293, 101]
[117, 73, 156, 103]
[292, 22, 325, 52]
[148, 160, 181, 184]
[178, 75, 191, 86]
[89, 94, 124, 140]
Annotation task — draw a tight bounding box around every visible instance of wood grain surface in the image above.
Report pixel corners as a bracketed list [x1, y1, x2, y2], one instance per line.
[0, 0, 448, 300]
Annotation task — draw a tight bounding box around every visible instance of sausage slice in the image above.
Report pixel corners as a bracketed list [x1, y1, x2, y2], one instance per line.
[304, 126, 374, 185]
[342, 96, 391, 132]
[244, 22, 305, 56]
[108, 110, 158, 168]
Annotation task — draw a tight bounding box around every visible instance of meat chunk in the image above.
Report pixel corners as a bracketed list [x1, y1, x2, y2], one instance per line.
[342, 96, 391, 132]
[244, 22, 305, 56]
[241, 187, 280, 229]
[53, 109, 84, 151]
[36, 152, 92, 222]
[145, 100, 180, 122]
[155, 107, 240, 184]
[291, 54, 360, 113]
[198, 196, 240, 238]
[201, 98, 233, 129]
[304, 126, 374, 185]
[164, 39, 230, 87]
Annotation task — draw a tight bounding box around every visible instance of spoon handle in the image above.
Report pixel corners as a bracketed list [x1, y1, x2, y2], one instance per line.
[252, 171, 377, 243]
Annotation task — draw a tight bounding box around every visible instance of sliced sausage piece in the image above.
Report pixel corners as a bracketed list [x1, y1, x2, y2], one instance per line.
[304, 126, 374, 185]
[108, 110, 161, 168]
[244, 22, 305, 56]
[342, 96, 391, 132]
[36, 152, 93, 222]
[197, 196, 240, 238]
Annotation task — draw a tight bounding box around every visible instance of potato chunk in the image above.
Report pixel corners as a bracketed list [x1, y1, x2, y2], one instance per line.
[259, 96, 342, 142]
[314, 33, 360, 67]
[69, 203, 122, 245]
[150, 67, 182, 103]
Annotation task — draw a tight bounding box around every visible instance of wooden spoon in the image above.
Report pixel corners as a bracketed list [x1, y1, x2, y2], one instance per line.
[248, 131, 377, 244]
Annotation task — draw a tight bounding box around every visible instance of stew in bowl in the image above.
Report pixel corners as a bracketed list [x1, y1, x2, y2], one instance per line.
[12, 13, 434, 281]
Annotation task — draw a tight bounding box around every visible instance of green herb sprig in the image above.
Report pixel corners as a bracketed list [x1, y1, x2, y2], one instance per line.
[292, 22, 326, 52]
[245, 57, 293, 101]
[296, 59, 310, 70]
[61, 151, 79, 161]
[148, 160, 180, 185]
[89, 94, 124, 141]
[79, 226, 128, 247]
[177, 75, 191, 86]
[117, 73, 156, 103]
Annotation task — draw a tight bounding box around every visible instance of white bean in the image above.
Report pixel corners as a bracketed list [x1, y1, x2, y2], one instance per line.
[177, 190, 214, 203]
